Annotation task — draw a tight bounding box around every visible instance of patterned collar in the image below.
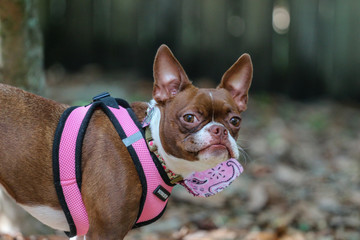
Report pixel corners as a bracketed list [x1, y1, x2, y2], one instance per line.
[144, 127, 184, 184]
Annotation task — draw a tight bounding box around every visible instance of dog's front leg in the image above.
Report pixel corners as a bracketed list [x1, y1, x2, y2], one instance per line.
[80, 114, 143, 239]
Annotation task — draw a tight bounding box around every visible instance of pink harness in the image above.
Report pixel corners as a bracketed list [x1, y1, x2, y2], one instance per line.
[53, 93, 244, 237]
[53, 93, 174, 237]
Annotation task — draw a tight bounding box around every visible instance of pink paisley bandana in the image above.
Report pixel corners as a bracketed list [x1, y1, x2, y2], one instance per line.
[180, 158, 243, 197]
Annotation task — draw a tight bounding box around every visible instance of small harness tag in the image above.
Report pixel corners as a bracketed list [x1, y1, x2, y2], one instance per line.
[153, 185, 171, 201]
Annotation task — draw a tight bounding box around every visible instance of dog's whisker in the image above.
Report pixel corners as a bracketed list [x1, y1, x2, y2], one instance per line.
[237, 138, 251, 143]
[237, 144, 251, 165]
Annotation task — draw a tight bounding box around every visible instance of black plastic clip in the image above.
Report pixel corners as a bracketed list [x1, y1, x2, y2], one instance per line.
[92, 92, 119, 109]
[93, 92, 111, 102]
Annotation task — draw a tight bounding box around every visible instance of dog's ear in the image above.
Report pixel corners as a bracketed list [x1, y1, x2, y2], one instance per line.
[217, 54, 253, 111]
[153, 44, 191, 103]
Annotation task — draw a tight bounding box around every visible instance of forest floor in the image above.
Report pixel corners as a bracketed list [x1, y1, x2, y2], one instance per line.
[1, 69, 360, 240]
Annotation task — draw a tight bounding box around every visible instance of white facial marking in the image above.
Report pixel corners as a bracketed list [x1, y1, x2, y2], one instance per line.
[209, 92, 214, 121]
[149, 101, 239, 177]
[193, 121, 239, 159]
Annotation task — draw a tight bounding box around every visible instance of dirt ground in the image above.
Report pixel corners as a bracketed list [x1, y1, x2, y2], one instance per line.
[1, 69, 360, 240]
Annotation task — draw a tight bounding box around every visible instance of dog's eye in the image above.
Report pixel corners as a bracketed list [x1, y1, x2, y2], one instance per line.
[183, 114, 195, 123]
[229, 117, 241, 127]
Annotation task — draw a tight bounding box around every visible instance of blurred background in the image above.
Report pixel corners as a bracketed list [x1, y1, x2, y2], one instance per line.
[40, 0, 360, 101]
[0, 0, 359, 240]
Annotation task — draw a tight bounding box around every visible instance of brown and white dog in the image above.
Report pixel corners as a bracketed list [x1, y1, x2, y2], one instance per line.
[0, 45, 253, 239]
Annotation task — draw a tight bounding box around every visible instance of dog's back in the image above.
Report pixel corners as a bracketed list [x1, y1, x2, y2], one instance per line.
[0, 83, 67, 205]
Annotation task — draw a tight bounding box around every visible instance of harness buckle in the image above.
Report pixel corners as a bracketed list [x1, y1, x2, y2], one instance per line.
[92, 92, 111, 102]
[92, 92, 119, 109]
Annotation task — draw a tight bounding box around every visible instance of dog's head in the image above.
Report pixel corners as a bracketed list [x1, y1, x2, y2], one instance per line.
[149, 45, 253, 177]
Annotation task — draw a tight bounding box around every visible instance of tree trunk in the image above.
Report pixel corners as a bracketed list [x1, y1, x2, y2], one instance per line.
[0, 0, 45, 94]
[0, 0, 48, 235]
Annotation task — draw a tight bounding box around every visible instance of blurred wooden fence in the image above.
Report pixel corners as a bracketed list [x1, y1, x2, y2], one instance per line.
[38, 0, 360, 100]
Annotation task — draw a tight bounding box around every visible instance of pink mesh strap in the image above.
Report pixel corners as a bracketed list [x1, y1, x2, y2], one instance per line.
[108, 106, 173, 224]
[58, 106, 90, 236]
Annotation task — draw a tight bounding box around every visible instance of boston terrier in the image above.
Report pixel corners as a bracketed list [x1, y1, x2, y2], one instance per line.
[0, 44, 253, 239]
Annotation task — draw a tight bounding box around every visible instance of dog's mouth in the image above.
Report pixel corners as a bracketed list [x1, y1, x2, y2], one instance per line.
[198, 143, 235, 159]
